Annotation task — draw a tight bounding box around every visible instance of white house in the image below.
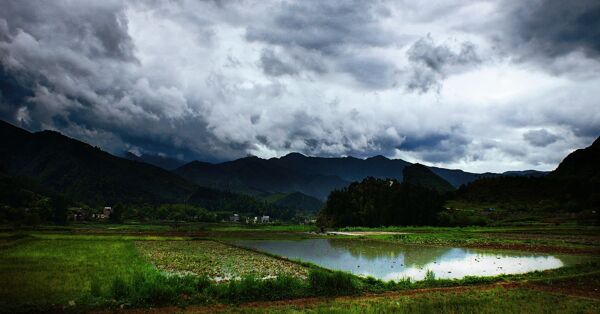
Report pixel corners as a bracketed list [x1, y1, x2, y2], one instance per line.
[261, 215, 270, 223]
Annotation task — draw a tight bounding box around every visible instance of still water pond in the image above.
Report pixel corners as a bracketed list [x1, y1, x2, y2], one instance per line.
[234, 238, 587, 281]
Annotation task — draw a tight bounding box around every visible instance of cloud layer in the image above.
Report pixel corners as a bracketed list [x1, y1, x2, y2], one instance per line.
[0, 0, 598, 172]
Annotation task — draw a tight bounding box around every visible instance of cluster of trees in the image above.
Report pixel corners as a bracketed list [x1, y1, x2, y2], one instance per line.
[187, 187, 298, 220]
[454, 175, 599, 213]
[110, 203, 218, 223]
[0, 171, 70, 225]
[318, 177, 444, 227]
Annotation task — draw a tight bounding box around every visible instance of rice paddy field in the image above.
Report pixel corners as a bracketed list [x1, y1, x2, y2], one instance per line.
[0, 223, 599, 313]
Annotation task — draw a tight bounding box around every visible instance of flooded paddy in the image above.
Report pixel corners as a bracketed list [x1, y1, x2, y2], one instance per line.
[234, 238, 589, 281]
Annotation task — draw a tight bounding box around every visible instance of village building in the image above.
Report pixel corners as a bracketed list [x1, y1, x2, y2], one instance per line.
[103, 207, 113, 218]
[261, 215, 270, 223]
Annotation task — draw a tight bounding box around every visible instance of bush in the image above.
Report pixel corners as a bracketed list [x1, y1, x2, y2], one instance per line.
[308, 269, 361, 296]
[109, 271, 211, 306]
[209, 275, 306, 302]
[424, 270, 436, 282]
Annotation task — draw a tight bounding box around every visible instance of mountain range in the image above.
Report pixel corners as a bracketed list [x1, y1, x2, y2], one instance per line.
[1, 119, 560, 212]
[173, 153, 546, 200]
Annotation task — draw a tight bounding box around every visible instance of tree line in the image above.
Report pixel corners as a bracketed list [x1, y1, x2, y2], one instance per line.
[318, 177, 444, 227]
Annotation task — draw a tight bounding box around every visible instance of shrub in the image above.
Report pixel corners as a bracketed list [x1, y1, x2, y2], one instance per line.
[424, 270, 436, 282]
[109, 271, 211, 306]
[308, 269, 361, 296]
[209, 275, 306, 302]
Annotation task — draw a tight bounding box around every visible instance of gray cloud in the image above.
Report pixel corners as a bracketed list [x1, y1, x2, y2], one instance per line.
[246, 1, 393, 54]
[259, 48, 298, 76]
[247, 0, 399, 89]
[508, 0, 600, 58]
[523, 129, 561, 147]
[406, 36, 481, 93]
[338, 57, 398, 89]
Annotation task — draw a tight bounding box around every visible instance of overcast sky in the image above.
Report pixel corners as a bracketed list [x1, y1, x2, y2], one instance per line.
[1, 0, 599, 172]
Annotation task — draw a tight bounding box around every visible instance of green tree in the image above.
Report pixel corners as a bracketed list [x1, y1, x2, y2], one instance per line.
[110, 203, 125, 223]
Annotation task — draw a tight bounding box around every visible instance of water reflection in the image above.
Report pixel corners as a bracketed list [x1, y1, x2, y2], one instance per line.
[234, 238, 583, 281]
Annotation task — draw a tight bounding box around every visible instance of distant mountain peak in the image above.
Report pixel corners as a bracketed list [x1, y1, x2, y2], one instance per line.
[123, 151, 188, 170]
[281, 152, 306, 159]
[366, 155, 389, 161]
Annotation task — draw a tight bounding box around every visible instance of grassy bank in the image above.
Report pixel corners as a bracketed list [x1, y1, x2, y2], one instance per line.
[337, 225, 600, 253]
[230, 287, 600, 313]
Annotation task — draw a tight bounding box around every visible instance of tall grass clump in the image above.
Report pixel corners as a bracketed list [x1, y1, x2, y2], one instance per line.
[208, 275, 306, 302]
[424, 270, 436, 282]
[109, 271, 211, 306]
[308, 269, 361, 295]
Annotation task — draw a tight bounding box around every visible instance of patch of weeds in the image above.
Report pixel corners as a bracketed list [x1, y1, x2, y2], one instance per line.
[109, 271, 212, 307]
[207, 275, 306, 303]
[308, 269, 361, 296]
[424, 270, 436, 282]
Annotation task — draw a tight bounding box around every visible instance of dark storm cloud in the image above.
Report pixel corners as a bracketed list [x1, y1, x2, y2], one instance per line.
[397, 130, 471, 163]
[246, 0, 399, 89]
[0, 0, 136, 62]
[0, 0, 237, 161]
[246, 1, 392, 54]
[523, 129, 560, 147]
[405, 36, 481, 93]
[509, 0, 600, 58]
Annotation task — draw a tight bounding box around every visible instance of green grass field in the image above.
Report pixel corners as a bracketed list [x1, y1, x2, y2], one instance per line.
[0, 223, 598, 313]
[0, 236, 156, 312]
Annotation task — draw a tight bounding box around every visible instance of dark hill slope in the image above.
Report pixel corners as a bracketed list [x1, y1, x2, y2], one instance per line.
[455, 136, 600, 211]
[403, 164, 455, 194]
[550, 137, 600, 180]
[270, 192, 324, 212]
[124, 152, 187, 171]
[0, 120, 196, 205]
[175, 156, 348, 200]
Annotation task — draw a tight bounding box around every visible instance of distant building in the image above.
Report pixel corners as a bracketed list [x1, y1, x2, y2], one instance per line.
[485, 207, 496, 212]
[261, 215, 270, 223]
[230, 213, 240, 222]
[103, 207, 113, 218]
